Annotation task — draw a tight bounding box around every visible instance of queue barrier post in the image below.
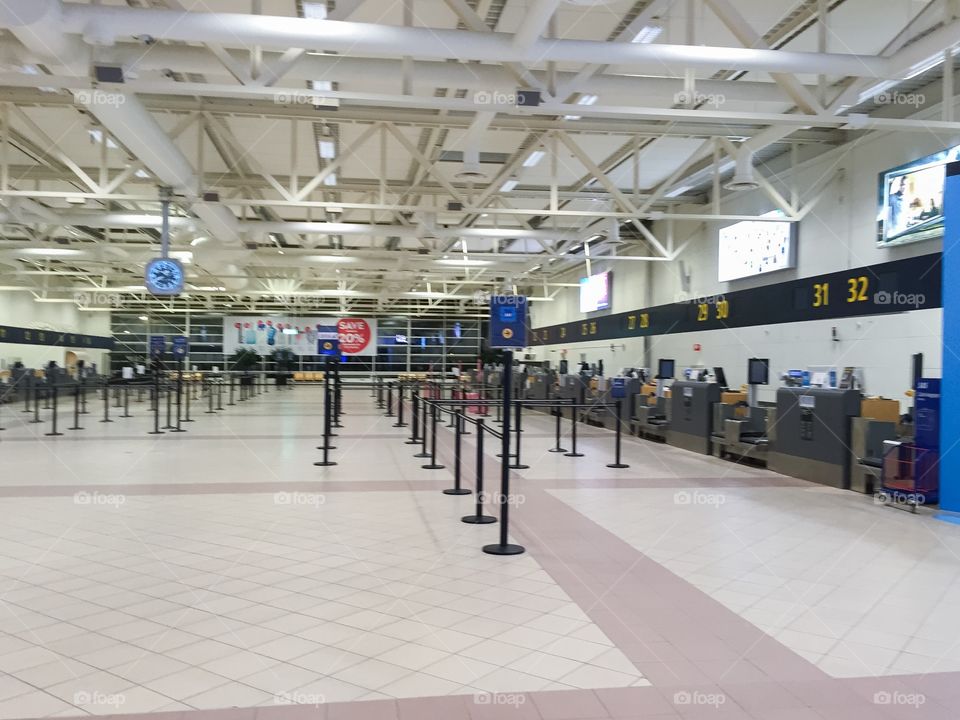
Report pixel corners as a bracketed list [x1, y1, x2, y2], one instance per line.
[29, 383, 42, 424]
[386, 383, 394, 418]
[393, 383, 407, 428]
[443, 410, 471, 495]
[315, 358, 337, 466]
[508, 399, 529, 470]
[121, 385, 132, 418]
[462, 419, 496, 524]
[606, 400, 630, 469]
[484, 349, 524, 556]
[406, 392, 420, 444]
[422, 401, 445, 470]
[549, 401, 568, 453]
[45, 385, 63, 437]
[565, 387, 584, 458]
[101, 381, 114, 424]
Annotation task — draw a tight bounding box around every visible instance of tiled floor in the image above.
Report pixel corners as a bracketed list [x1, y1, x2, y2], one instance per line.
[0, 386, 958, 719]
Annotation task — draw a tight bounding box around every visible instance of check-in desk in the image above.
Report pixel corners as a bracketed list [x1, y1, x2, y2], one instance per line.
[768, 388, 861, 489]
[556, 374, 588, 419]
[632, 385, 671, 442]
[584, 377, 641, 429]
[525, 368, 555, 401]
[711, 402, 776, 465]
[849, 398, 901, 494]
[667, 381, 722, 454]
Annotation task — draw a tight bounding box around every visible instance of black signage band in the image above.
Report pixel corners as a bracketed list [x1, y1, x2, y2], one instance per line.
[532, 253, 942, 346]
[0, 326, 116, 350]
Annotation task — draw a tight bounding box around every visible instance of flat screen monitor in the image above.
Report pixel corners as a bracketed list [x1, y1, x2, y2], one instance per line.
[713, 367, 728, 388]
[877, 144, 960, 247]
[748, 358, 770, 386]
[579, 271, 612, 313]
[657, 359, 675, 379]
[718, 213, 796, 282]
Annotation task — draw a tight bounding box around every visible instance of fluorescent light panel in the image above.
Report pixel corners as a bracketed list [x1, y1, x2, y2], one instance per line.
[632, 25, 663, 44]
[523, 150, 546, 167]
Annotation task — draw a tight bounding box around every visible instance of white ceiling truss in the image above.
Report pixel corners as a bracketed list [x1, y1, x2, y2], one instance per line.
[0, 0, 958, 317]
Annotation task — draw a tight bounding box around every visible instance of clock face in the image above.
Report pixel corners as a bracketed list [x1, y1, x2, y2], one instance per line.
[145, 257, 185, 295]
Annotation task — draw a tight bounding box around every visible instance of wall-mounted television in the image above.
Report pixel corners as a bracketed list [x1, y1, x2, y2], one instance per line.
[718, 213, 796, 282]
[579, 271, 612, 313]
[877, 144, 960, 247]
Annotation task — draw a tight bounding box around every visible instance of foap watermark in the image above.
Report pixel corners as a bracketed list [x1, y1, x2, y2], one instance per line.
[674, 90, 726, 108]
[472, 90, 539, 106]
[75, 90, 126, 108]
[74, 491, 126, 509]
[472, 289, 491, 306]
[473, 692, 526, 708]
[874, 290, 925, 309]
[874, 690, 926, 708]
[274, 491, 326, 508]
[874, 91, 925, 108]
[674, 690, 727, 708]
[876, 490, 927, 508]
[674, 490, 726, 508]
[275, 691, 326, 707]
[675, 292, 727, 306]
[479, 491, 526, 507]
[73, 291, 123, 309]
[274, 294, 325, 310]
[73, 691, 126, 709]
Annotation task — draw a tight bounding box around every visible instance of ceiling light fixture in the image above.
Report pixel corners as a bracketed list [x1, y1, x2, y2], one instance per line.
[318, 139, 336, 158]
[577, 94, 598, 106]
[631, 25, 663, 44]
[523, 150, 546, 167]
[500, 179, 518, 192]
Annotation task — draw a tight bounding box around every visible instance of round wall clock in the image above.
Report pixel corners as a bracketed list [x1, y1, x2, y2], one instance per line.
[145, 257, 185, 295]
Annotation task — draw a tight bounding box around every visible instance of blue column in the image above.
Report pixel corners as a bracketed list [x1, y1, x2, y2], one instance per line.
[940, 161, 960, 512]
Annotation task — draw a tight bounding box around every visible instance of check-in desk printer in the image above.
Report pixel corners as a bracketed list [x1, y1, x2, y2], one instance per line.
[768, 387, 861, 489]
[667, 381, 722, 454]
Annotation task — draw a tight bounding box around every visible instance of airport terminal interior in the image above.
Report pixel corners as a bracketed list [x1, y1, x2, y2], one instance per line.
[4, 0, 960, 718]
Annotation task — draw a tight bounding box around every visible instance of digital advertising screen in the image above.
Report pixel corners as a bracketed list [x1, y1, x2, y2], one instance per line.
[718, 216, 796, 282]
[579, 271, 612, 313]
[877, 144, 960, 247]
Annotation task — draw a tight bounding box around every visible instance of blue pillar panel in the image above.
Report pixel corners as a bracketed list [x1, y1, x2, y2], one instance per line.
[940, 161, 960, 512]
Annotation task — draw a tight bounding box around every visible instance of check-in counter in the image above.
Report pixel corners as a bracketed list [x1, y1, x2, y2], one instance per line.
[849, 398, 901, 493]
[768, 388, 861, 489]
[632, 385, 671, 442]
[711, 402, 776, 465]
[667, 381, 722, 454]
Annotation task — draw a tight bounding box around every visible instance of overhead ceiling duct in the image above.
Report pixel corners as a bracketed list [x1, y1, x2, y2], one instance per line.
[725, 148, 760, 191]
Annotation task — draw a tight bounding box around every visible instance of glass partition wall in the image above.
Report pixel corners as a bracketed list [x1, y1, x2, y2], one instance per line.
[110, 314, 485, 375]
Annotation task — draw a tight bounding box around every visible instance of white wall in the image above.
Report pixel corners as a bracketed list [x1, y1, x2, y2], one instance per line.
[0, 291, 111, 369]
[530, 124, 953, 407]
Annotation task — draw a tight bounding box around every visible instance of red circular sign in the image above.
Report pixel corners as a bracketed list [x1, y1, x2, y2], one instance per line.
[337, 318, 373, 354]
[693, 343, 702, 352]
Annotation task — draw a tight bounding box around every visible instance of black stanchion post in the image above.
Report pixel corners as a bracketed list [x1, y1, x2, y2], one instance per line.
[163, 377, 174, 429]
[406, 391, 420, 444]
[45, 385, 63, 436]
[172, 362, 186, 433]
[100, 381, 113, 424]
[415, 397, 430, 458]
[22, 375, 31, 414]
[70, 384, 83, 431]
[393, 383, 407, 428]
[376, 377, 384, 408]
[121, 385, 132, 418]
[80, 378, 88, 414]
[422, 401, 445, 470]
[184, 377, 194, 422]
[386, 382, 394, 417]
[315, 357, 337, 466]
[228, 374, 236, 406]
[29, 382, 42, 424]
[216, 379, 224, 411]
[114, 385, 122, 409]
[205, 377, 216, 414]
[484, 350, 524, 555]
[509, 398, 529, 470]
[549, 402, 568, 453]
[333, 362, 343, 427]
[462, 419, 496, 524]
[607, 400, 630, 469]
[444, 410, 470, 495]
[149, 367, 164, 434]
[565, 391, 584, 457]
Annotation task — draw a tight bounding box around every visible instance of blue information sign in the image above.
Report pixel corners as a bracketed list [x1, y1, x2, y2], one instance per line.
[915, 377, 940, 451]
[611, 377, 626, 399]
[149, 335, 166, 358]
[172, 336, 189, 359]
[317, 326, 339, 356]
[489, 295, 528, 349]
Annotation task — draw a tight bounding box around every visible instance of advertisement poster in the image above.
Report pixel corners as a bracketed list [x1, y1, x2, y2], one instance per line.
[223, 317, 378, 356]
